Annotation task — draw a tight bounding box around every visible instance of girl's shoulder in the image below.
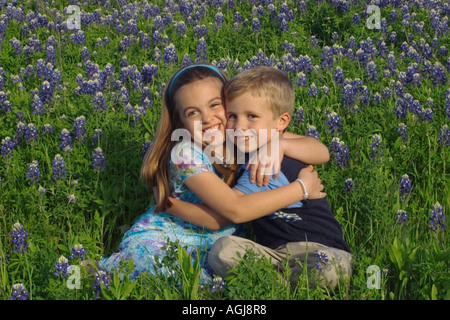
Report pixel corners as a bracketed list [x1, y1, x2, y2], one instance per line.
[170, 140, 212, 168]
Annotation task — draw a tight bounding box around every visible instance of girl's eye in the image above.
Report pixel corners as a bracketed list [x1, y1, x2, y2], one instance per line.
[186, 110, 198, 117]
[211, 102, 222, 108]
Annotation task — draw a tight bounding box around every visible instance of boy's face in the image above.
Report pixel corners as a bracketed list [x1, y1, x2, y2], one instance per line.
[225, 92, 289, 153]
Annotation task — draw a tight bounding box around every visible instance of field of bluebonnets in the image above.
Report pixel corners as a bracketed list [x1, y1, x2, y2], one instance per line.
[0, 0, 449, 301]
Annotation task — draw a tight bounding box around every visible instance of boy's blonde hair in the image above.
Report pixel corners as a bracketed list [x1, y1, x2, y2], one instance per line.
[224, 66, 295, 118]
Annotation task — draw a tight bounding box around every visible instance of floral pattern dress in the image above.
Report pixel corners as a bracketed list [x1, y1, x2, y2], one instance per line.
[98, 140, 244, 282]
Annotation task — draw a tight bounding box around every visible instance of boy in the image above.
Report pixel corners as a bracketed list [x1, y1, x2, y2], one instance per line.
[208, 66, 352, 288]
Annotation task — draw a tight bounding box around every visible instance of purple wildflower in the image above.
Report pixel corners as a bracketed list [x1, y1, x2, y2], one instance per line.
[342, 84, 356, 109]
[70, 30, 86, 45]
[333, 67, 344, 85]
[369, 134, 383, 159]
[51, 154, 66, 180]
[40, 80, 53, 104]
[195, 37, 208, 63]
[31, 94, 45, 115]
[395, 210, 409, 227]
[9, 37, 23, 55]
[142, 141, 153, 158]
[293, 107, 304, 125]
[93, 129, 103, 146]
[92, 147, 106, 172]
[399, 174, 412, 199]
[420, 108, 434, 123]
[126, 19, 138, 35]
[54, 255, 70, 278]
[93, 270, 111, 299]
[306, 125, 320, 140]
[214, 9, 224, 30]
[26, 160, 41, 184]
[9, 284, 29, 300]
[69, 244, 87, 260]
[429, 202, 446, 231]
[73, 116, 86, 142]
[93, 92, 107, 112]
[163, 43, 178, 66]
[329, 138, 350, 168]
[10, 222, 29, 254]
[366, 61, 379, 81]
[59, 129, 73, 152]
[279, 19, 289, 33]
[344, 178, 355, 194]
[397, 123, 408, 143]
[67, 194, 76, 204]
[310, 36, 318, 48]
[252, 17, 261, 34]
[325, 112, 343, 135]
[308, 83, 318, 97]
[24, 123, 39, 145]
[438, 125, 450, 146]
[1, 137, 15, 156]
[43, 124, 54, 135]
[211, 277, 227, 293]
[141, 63, 158, 84]
[314, 252, 329, 270]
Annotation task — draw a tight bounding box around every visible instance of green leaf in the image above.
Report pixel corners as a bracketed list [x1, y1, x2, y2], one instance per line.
[431, 284, 438, 300]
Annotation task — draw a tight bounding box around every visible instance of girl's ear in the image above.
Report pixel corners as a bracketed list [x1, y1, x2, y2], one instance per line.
[277, 112, 291, 131]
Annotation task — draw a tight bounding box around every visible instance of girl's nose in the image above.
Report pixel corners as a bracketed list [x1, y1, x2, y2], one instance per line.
[202, 110, 214, 124]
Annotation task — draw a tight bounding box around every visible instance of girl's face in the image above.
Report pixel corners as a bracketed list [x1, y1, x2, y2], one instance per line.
[174, 77, 226, 147]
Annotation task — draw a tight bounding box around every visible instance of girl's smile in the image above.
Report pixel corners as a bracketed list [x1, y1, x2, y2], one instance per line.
[174, 77, 226, 147]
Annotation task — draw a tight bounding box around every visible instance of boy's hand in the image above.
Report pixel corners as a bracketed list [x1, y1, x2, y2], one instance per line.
[297, 165, 326, 199]
[246, 141, 283, 186]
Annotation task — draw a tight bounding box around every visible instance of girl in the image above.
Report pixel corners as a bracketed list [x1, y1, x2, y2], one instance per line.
[97, 64, 326, 282]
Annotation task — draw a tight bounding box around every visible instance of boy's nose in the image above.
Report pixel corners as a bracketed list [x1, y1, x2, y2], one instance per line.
[234, 117, 247, 130]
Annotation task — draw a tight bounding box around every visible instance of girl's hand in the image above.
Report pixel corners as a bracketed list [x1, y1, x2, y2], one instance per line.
[246, 140, 283, 186]
[297, 165, 326, 199]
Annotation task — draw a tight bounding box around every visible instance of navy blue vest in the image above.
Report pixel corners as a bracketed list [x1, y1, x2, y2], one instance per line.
[243, 157, 351, 253]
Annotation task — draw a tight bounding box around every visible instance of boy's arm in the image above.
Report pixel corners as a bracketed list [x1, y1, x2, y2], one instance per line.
[247, 132, 329, 185]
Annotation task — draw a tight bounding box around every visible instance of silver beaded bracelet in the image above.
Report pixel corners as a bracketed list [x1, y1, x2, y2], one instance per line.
[296, 179, 308, 200]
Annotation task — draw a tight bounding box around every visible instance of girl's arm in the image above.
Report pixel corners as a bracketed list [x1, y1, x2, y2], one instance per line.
[280, 132, 330, 165]
[167, 197, 231, 230]
[181, 164, 324, 225]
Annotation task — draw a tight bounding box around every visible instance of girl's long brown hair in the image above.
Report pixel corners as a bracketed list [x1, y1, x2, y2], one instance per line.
[141, 64, 238, 213]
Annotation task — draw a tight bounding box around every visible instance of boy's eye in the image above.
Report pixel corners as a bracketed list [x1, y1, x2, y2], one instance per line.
[227, 114, 237, 119]
[248, 114, 257, 119]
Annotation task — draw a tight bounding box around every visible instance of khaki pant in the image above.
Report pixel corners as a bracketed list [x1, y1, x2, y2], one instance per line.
[208, 235, 353, 288]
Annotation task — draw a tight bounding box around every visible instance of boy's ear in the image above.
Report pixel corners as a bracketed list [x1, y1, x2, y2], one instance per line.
[277, 112, 291, 131]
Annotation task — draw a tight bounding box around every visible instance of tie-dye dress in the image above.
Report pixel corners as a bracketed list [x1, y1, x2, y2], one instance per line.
[98, 140, 243, 282]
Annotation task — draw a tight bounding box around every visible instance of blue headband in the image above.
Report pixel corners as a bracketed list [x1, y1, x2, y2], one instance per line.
[167, 64, 225, 96]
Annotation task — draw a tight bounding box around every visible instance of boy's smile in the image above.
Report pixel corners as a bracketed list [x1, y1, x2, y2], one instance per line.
[225, 92, 287, 153]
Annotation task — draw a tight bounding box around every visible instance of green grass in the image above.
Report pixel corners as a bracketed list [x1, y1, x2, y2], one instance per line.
[0, 0, 448, 300]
